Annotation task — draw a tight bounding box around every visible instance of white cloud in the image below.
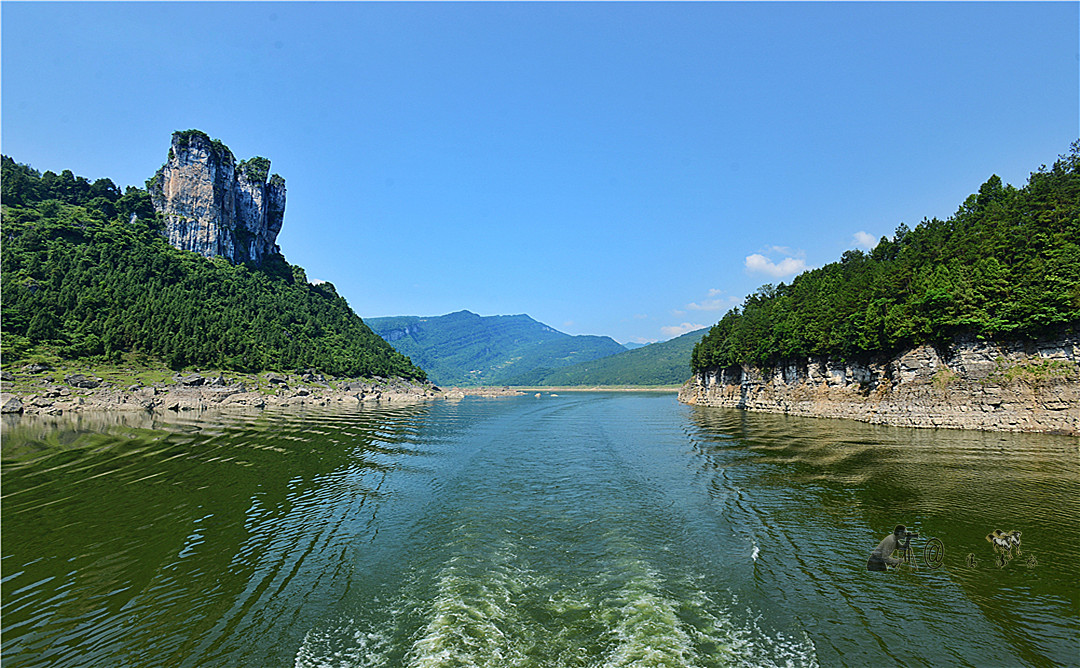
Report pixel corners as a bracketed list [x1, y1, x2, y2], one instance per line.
[745, 253, 809, 278]
[687, 300, 726, 311]
[661, 322, 706, 339]
[686, 301, 723, 311]
[687, 298, 735, 311]
[852, 231, 877, 250]
[629, 336, 657, 344]
[682, 288, 739, 312]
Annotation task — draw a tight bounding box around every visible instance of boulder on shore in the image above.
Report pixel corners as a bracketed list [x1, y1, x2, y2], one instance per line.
[65, 374, 101, 389]
[1, 393, 24, 414]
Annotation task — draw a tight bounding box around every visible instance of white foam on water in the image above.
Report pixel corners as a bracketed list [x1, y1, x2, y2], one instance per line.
[294, 552, 818, 668]
[403, 563, 532, 668]
[294, 621, 392, 668]
[599, 567, 698, 667]
[682, 590, 819, 668]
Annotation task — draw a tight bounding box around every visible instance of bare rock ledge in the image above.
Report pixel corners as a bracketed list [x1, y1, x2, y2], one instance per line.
[679, 330, 1079, 435]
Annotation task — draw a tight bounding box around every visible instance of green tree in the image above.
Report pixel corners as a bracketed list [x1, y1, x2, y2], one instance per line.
[691, 141, 1080, 373]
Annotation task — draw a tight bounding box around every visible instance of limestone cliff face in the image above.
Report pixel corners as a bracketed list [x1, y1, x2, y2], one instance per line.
[148, 130, 286, 265]
[679, 329, 1079, 435]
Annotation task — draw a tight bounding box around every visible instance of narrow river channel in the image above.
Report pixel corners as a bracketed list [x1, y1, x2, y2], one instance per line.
[2, 393, 1077, 667]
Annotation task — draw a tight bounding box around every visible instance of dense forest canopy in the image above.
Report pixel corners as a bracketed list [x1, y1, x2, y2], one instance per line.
[692, 142, 1080, 373]
[0, 155, 426, 380]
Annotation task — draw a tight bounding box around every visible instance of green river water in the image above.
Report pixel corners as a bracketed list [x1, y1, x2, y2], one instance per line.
[1, 393, 1077, 667]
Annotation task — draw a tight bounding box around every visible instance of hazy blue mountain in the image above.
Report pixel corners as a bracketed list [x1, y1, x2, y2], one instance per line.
[365, 310, 627, 387]
[507, 328, 707, 387]
[621, 342, 648, 350]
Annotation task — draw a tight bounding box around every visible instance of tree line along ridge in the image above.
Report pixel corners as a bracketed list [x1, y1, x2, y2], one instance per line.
[0, 152, 426, 381]
[691, 142, 1080, 374]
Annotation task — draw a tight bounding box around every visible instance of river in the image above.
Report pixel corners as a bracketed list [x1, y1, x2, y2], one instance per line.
[2, 393, 1077, 667]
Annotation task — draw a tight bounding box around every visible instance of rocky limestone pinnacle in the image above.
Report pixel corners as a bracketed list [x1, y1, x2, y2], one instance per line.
[148, 130, 286, 265]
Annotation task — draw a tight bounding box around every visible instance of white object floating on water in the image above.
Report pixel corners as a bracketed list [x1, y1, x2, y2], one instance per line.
[751, 545, 760, 562]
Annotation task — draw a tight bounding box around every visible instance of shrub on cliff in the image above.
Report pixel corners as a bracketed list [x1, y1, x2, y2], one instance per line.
[692, 141, 1080, 373]
[238, 156, 272, 184]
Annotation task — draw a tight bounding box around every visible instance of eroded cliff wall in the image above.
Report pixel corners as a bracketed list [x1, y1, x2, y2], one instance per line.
[148, 131, 285, 265]
[679, 330, 1079, 435]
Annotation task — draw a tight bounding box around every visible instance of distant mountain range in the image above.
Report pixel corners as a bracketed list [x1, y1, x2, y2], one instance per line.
[506, 327, 706, 387]
[364, 311, 627, 387]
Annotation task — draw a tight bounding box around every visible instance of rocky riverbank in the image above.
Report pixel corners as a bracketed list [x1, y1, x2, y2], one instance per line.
[443, 387, 526, 399]
[679, 330, 1079, 435]
[0, 366, 442, 416]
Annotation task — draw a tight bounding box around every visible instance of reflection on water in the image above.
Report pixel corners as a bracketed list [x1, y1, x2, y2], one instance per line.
[2, 397, 1077, 667]
[687, 407, 1080, 667]
[2, 404, 441, 667]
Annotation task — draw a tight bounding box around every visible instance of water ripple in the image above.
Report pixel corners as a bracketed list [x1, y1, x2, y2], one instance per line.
[3, 397, 1076, 667]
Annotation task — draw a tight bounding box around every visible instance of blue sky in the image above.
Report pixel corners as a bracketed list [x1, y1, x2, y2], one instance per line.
[3, 2, 1077, 344]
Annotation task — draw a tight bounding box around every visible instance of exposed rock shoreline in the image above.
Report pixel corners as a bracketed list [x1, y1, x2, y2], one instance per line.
[679, 330, 1079, 435]
[0, 364, 553, 419]
[444, 387, 526, 399]
[1, 369, 442, 417]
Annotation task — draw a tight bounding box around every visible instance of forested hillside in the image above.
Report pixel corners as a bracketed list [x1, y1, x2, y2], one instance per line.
[366, 311, 626, 386]
[692, 142, 1080, 373]
[508, 327, 706, 387]
[0, 156, 426, 380]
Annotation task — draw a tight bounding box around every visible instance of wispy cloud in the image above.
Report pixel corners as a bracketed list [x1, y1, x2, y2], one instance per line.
[685, 300, 727, 311]
[686, 288, 738, 312]
[745, 252, 809, 278]
[852, 231, 877, 250]
[661, 322, 706, 339]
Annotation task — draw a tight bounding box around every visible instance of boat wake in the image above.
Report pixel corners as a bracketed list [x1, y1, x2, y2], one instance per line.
[295, 543, 816, 668]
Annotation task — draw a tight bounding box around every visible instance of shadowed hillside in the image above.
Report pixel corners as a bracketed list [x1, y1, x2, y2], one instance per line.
[508, 328, 706, 387]
[366, 311, 626, 386]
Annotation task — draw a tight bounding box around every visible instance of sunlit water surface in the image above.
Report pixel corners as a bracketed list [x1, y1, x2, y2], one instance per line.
[2, 394, 1077, 667]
